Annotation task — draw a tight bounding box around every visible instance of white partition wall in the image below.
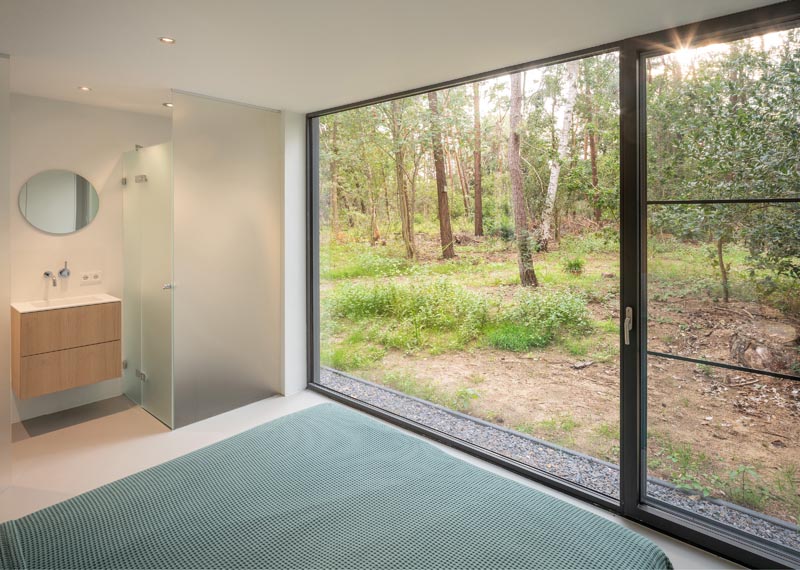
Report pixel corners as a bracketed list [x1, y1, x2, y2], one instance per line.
[0, 55, 10, 489]
[172, 92, 282, 427]
[281, 112, 306, 396]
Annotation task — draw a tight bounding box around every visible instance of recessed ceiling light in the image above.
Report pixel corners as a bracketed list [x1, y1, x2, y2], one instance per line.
[158, 37, 176, 45]
[162, 102, 174, 108]
[77, 86, 92, 92]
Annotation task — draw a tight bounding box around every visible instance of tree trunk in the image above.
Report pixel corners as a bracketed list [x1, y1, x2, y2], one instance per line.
[509, 72, 538, 287]
[588, 106, 601, 223]
[365, 164, 381, 245]
[716, 236, 730, 303]
[473, 82, 484, 236]
[428, 91, 456, 259]
[390, 100, 416, 259]
[380, 164, 391, 225]
[540, 60, 579, 251]
[455, 150, 471, 216]
[330, 120, 340, 239]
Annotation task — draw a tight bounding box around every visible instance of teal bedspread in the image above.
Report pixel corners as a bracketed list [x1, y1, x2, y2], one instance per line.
[0, 403, 672, 569]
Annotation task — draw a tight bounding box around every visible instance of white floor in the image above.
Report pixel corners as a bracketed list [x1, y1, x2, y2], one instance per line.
[0, 390, 740, 569]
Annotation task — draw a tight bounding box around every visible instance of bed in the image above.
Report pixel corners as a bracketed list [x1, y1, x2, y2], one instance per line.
[0, 403, 672, 569]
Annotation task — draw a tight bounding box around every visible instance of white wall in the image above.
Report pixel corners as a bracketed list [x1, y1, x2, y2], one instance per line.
[172, 92, 282, 428]
[0, 55, 11, 489]
[9, 94, 171, 421]
[281, 112, 306, 396]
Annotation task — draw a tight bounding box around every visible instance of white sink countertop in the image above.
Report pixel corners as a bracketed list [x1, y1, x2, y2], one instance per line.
[11, 294, 121, 314]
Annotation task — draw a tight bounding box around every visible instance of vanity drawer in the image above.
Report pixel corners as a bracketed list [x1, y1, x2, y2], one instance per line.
[17, 341, 122, 399]
[17, 302, 121, 356]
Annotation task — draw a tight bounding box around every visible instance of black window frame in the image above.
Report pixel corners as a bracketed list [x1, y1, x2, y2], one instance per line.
[306, 3, 800, 567]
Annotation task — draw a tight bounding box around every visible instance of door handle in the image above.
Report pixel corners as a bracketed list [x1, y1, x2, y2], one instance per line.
[624, 306, 634, 346]
[162, 283, 174, 290]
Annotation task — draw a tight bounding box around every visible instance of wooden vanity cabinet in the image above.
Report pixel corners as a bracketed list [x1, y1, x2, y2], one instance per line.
[11, 302, 122, 399]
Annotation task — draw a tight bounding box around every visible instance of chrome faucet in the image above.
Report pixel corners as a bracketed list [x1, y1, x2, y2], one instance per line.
[59, 261, 70, 279]
[43, 271, 56, 287]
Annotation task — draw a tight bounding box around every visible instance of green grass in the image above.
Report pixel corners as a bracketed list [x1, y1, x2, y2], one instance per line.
[321, 244, 413, 280]
[320, 342, 385, 371]
[378, 371, 480, 413]
[594, 422, 620, 440]
[514, 413, 581, 447]
[484, 322, 544, 352]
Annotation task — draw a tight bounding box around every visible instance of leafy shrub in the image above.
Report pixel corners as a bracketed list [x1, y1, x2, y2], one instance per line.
[490, 220, 515, 242]
[326, 279, 489, 347]
[725, 465, 769, 510]
[453, 387, 481, 412]
[509, 289, 592, 336]
[487, 289, 592, 351]
[562, 257, 586, 275]
[326, 283, 399, 320]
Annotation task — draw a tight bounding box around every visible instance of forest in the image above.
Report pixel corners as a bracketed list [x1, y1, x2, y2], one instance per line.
[318, 31, 799, 527]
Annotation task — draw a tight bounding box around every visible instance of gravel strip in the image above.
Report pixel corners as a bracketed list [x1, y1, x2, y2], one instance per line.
[319, 368, 800, 551]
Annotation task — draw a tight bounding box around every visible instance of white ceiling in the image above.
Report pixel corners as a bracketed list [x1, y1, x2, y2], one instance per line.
[0, 0, 785, 116]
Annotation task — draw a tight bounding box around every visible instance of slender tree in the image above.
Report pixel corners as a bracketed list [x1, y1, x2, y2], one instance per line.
[330, 119, 340, 239]
[427, 91, 455, 258]
[540, 59, 579, 250]
[389, 100, 416, 259]
[473, 82, 484, 236]
[509, 72, 538, 286]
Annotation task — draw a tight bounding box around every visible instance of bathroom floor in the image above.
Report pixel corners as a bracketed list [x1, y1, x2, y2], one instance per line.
[0, 390, 738, 569]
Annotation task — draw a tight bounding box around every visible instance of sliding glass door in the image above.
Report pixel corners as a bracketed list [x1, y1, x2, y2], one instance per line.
[308, 4, 800, 566]
[639, 24, 799, 563]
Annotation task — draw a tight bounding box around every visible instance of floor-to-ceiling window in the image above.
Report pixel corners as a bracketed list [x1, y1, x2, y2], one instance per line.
[314, 51, 622, 502]
[308, 5, 799, 566]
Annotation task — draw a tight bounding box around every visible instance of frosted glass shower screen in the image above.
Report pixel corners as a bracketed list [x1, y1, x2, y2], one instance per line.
[122, 143, 174, 427]
[171, 92, 282, 427]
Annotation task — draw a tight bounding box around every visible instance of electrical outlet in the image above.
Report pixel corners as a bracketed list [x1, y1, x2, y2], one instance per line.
[79, 271, 103, 285]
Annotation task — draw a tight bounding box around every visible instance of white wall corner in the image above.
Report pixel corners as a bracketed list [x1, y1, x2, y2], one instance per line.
[0, 55, 12, 490]
[281, 111, 307, 396]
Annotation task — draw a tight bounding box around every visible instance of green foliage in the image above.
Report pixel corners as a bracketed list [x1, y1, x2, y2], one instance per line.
[485, 289, 591, 351]
[647, 35, 800, 301]
[379, 371, 480, 413]
[595, 422, 620, 440]
[484, 322, 542, 352]
[774, 464, 800, 523]
[725, 465, 770, 511]
[320, 341, 385, 372]
[321, 250, 413, 280]
[560, 230, 619, 256]
[514, 413, 581, 447]
[511, 288, 592, 335]
[326, 279, 489, 350]
[562, 257, 586, 275]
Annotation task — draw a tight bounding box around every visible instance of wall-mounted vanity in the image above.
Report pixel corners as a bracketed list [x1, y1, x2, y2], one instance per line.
[11, 295, 122, 399]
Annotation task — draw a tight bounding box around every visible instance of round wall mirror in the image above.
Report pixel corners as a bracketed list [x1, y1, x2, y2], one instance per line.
[18, 170, 100, 234]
